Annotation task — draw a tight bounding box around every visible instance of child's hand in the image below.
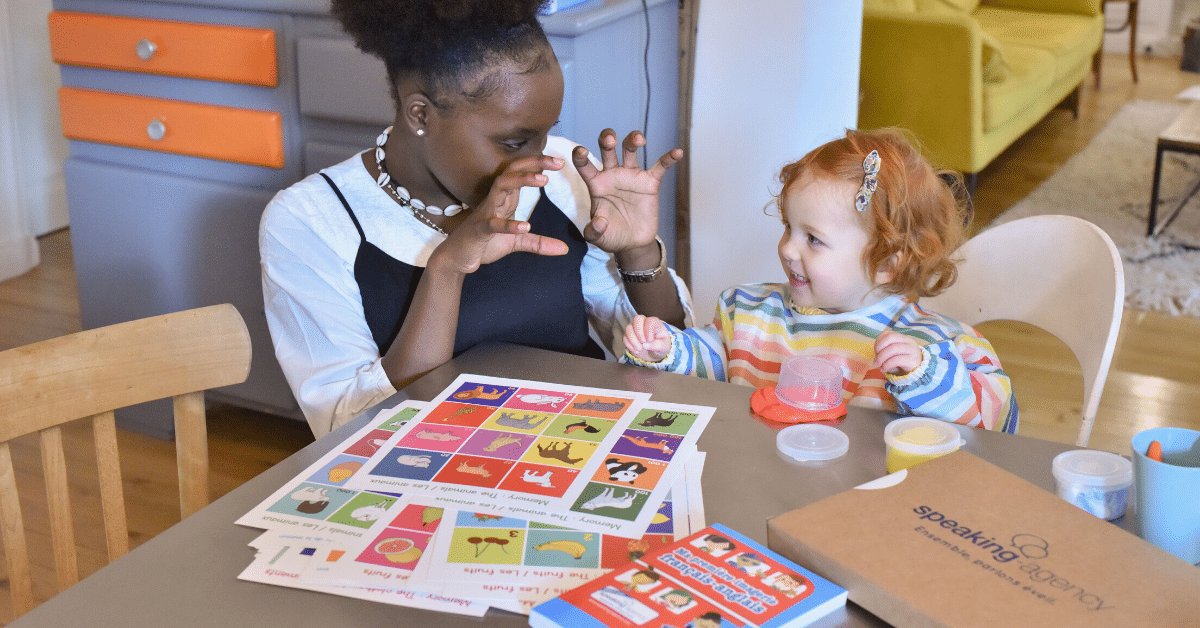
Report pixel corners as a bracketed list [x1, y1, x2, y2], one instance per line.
[623, 315, 671, 363]
[873, 331, 924, 376]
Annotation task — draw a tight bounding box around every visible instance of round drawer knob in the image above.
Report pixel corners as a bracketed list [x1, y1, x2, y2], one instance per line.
[146, 120, 166, 141]
[136, 39, 157, 61]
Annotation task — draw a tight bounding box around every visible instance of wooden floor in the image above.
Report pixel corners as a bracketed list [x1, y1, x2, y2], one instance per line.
[1, 51, 1199, 622]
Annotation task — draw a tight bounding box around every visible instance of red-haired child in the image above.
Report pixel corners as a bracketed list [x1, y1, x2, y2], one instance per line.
[623, 128, 1017, 432]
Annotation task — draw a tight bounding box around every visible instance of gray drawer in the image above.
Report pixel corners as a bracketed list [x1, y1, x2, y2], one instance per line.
[297, 36, 392, 125]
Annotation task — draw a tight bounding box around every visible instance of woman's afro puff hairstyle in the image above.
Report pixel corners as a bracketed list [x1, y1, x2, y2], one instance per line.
[331, 0, 552, 107]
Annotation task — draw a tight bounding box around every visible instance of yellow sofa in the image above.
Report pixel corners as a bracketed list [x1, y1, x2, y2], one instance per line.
[859, 0, 1103, 179]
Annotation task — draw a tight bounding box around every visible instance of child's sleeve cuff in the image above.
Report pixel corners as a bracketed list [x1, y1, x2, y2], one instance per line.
[622, 350, 666, 367]
[885, 346, 933, 388]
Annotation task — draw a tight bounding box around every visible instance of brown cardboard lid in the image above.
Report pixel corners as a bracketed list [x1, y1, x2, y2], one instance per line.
[766, 451, 1200, 628]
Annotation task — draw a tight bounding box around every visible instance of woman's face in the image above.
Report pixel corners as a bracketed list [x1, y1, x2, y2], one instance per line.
[421, 54, 564, 208]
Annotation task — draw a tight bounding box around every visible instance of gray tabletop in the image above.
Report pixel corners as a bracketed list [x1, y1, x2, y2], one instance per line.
[12, 343, 1131, 627]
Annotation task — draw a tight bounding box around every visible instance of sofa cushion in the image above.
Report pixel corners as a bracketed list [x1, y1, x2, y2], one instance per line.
[865, 0, 917, 10]
[983, 0, 1099, 15]
[915, 0, 1009, 83]
[917, 0, 982, 11]
[981, 42, 1054, 131]
[979, 29, 1009, 83]
[974, 7, 1102, 84]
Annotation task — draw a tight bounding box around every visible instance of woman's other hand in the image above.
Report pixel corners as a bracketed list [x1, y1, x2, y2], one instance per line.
[623, 314, 671, 363]
[572, 129, 682, 252]
[431, 154, 569, 275]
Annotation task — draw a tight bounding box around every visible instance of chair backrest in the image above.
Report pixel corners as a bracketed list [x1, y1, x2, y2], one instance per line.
[0, 303, 251, 617]
[922, 215, 1124, 447]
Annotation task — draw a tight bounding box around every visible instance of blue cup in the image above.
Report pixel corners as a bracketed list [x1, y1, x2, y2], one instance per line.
[1131, 427, 1200, 565]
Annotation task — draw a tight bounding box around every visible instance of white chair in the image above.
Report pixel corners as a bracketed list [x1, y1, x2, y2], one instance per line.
[921, 215, 1124, 446]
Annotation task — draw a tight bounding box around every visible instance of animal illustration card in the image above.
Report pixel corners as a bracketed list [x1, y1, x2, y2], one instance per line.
[346, 376, 712, 538]
[235, 400, 426, 540]
[238, 528, 494, 616]
[400, 451, 708, 615]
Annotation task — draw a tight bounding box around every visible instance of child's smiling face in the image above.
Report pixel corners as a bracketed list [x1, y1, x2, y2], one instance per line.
[778, 173, 893, 313]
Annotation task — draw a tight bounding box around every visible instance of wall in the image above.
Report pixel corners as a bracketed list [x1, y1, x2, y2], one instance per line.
[1103, 0, 1179, 55]
[687, 0, 862, 313]
[3, 0, 69, 239]
[0, 2, 39, 281]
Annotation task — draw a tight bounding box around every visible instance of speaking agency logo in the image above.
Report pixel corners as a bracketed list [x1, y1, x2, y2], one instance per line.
[912, 505, 1050, 563]
[912, 506, 1115, 612]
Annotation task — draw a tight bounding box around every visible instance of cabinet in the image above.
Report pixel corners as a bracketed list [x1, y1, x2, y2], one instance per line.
[50, 0, 678, 437]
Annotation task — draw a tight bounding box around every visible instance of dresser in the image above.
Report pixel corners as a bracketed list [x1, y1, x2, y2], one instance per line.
[49, 0, 679, 437]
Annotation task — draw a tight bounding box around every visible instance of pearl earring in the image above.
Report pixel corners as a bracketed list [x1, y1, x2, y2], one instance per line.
[416, 129, 425, 136]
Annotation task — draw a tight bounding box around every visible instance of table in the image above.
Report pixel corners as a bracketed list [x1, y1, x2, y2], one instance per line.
[1148, 100, 1200, 236]
[10, 343, 1135, 627]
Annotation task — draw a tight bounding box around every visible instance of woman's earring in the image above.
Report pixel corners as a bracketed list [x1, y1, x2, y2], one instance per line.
[416, 129, 425, 136]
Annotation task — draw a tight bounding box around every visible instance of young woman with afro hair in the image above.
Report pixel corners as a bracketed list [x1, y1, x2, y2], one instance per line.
[260, 0, 693, 436]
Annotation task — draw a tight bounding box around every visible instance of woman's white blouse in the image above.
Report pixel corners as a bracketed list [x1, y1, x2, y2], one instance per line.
[260, 136, 693, 437]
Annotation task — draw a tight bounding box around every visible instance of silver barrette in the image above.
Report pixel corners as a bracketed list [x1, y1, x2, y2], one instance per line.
[855, 150, 880, 212]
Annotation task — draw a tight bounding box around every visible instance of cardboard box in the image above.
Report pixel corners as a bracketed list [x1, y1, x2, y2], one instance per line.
[766, 451, 1200, 628]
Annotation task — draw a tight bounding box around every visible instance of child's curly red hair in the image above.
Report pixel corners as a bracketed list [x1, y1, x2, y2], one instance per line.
[774, 127, 969, 299]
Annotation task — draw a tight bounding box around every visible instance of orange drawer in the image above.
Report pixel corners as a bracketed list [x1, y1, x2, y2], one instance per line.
[49, 11, 277, 87]
[59, 87, 284, 169]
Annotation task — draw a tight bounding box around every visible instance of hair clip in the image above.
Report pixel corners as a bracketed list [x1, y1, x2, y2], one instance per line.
[855, 150, 880, 212]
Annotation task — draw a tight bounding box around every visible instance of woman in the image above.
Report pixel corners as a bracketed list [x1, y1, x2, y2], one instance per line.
[260, 0, 692, 436]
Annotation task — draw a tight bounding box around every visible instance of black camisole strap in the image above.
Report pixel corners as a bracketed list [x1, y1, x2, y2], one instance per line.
[320, 172, 366, 240]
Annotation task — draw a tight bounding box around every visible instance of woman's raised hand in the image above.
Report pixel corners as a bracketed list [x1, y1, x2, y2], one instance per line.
[572, 129, 683, 252]
[431, 155, 569, 275]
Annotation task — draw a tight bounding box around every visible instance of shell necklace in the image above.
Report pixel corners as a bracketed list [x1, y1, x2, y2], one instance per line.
[373, 126, 466, 236]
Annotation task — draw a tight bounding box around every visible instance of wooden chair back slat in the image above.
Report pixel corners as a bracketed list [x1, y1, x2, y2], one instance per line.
[173, 392, 210, 519]
[0, 304, 251, 617]
[0, 442, 33, 616]
[92, 411, 129, 561]
[39, 426, 79, 591]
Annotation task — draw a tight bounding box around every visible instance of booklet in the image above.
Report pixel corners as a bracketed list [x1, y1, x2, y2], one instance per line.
[529, 523, 847, 628]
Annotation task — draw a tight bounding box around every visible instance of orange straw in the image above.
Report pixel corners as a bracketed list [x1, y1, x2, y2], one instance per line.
[1147, 440, 1163, 462]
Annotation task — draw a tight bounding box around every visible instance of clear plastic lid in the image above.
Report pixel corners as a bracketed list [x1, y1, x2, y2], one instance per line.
[1052, 449, 1133, 488]
[883, 417, 965, 455]
[776, 424, 850, 462]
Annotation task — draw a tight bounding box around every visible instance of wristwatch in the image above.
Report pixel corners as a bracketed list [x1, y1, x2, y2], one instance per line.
[618, 236, 666, 283]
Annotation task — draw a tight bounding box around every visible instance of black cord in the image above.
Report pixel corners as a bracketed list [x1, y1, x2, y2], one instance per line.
[640, 0, 651, 166]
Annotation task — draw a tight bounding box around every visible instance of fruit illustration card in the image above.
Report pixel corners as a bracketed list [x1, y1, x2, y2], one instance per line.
[400, 451, 708, 615]
[346, 375, 715, 537]
[238, 528, 493, 616]
[235, 400, 425, 540]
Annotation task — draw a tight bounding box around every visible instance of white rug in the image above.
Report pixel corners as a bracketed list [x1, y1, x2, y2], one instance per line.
[992, 100, 1200, 317]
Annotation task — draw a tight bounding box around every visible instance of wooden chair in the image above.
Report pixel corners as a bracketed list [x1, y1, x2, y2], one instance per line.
[922, 215, 1124, 447]
[0, 303, 251, 616]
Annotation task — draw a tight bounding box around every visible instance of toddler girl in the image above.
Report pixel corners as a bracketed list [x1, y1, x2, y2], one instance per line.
[623, 128, 1017, 432]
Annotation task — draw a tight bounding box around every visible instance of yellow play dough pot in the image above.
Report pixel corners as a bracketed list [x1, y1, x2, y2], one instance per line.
[884, 417, 966, 473]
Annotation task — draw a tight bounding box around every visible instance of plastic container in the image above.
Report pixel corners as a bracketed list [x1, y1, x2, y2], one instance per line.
[775, 356, 842, 412]
[1052, 449, 1133, 520]
[776, 424, 849, 463]
[883, 418, 966, 473]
